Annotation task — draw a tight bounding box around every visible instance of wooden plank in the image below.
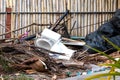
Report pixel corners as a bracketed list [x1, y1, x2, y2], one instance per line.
[5, 8, 12, 38]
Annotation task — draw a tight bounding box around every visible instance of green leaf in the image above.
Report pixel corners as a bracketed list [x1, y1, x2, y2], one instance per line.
[102, 63, 120, 69]
[102, 36, 120, 50]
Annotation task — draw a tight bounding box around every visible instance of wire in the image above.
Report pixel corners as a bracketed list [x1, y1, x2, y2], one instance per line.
[68, 20, 109, 30]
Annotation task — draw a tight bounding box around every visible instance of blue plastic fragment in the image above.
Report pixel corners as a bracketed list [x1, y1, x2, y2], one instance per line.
[87, 70, 92, 74]
[76, 72, 81, 76]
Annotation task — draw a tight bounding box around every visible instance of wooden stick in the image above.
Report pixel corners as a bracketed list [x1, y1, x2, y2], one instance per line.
[0, 23, 50, 36]
[76, 49, 88, 60]
[22, 44, 65, 55]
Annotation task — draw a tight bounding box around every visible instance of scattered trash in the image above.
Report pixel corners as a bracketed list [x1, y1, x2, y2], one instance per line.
[61, 60, 84, 68]
[51, 74, 57, 80]
[62, 37, 85, 46]
[89, 64, 108, 73]
[82, 72, 87, 75]
[50, 42, 75, 60]
[18, 30, 31, 41]
[0, 9, 120, 80]
[35, 28, 75, 60]
[76, 72, 81, 76]
[34, 28, 61, 50]
[29, 59, 47, 72]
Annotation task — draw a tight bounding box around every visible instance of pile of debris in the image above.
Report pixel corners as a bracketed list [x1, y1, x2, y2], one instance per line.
[0, 31, 85, 79]
[1, 32, 119, 79]
[0, 9, 120, 80]
[2, 22, 120, 79]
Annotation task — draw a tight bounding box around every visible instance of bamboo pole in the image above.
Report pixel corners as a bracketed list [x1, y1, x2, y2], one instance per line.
[0, 0, 2, 38]
[38, 0, 40, 32]
[89, 0, 91, 33]
[26, 0, 29, 32]
[40, 0, 42, 31]
[84, 0, 87, 36]
[87, 0, 89, 34]
[33, 0, 35, 33]
[17, 0, 20, 37]
[23, 0, 26, 34]
[78, 0, 81, 36]
[47, 0, 49, 28]
[96, 0, 98, 29]
[87, 0, 90, 34]
[99, 0, 102, 26]
[81, 0, 84, 36]
[118, 0, 120, 8]
[76, 0, 79, 36]
[91, 0, 94, 33]
[34, 0, 37, 32]
[11, 12, 15, 38]
[71, 0, 74, 35]
[75, 0, 78, 36]
[24, 0, 27, 32]
[3, 0, 6, 38]
[6, 0, 12, 8]
[12, 0, 15, 38]
[20, 0, 22, 35]
[49, 0, 52, 24]
[55, 0, 59, 25]
[53, 0, 56, 26]
[43, 0, 46, 28]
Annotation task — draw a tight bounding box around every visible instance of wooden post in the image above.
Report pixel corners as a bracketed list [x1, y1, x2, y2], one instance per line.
[5, 8, 12, 38]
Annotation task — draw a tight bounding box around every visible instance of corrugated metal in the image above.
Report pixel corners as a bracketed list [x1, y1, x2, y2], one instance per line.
[0, 0, 119, 39]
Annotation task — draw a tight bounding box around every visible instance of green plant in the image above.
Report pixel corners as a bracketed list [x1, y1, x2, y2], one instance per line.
[2, 74, 34, 80]
[0, 55, 14, 73]
[14, 74, 34, 80]
[85, 36, 120, 80]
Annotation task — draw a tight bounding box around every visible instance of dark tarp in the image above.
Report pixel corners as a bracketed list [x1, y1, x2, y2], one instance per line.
[83, 9, 120, 54]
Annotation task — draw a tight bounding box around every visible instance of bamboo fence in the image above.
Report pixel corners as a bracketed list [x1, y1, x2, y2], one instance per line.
[0, 0, 119, 38]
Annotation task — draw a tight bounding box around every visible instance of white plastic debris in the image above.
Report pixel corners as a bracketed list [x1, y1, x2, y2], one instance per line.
[50, 42, 75, 60]
[90, 64, 107, 73]
[34, 28, 75, 60]
[34, 28, 61, 50]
